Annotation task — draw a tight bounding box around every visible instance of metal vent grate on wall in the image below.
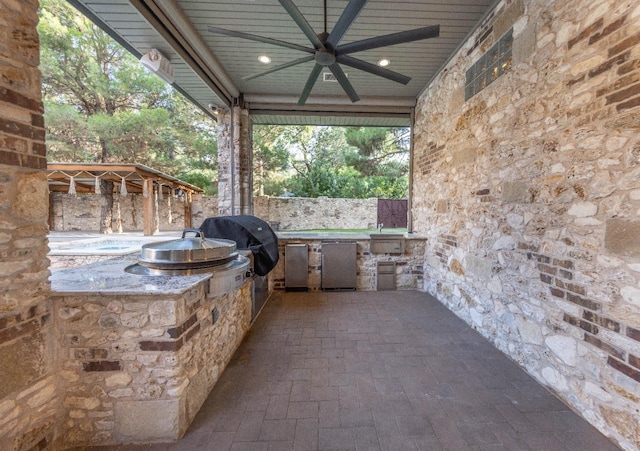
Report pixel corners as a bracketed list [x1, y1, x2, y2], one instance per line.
[323, 72, 348, 82]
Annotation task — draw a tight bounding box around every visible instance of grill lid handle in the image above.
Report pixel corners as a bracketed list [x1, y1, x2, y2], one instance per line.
[182, 228, 203, 239]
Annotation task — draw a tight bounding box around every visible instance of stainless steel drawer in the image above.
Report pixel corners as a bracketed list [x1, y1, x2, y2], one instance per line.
[370, 234, 405, 254]
[377, 261, 396, 290]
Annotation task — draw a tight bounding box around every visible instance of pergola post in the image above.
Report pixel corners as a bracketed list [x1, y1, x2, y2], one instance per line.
[143, 178, 155, 235]
[184, 191, 192, 228]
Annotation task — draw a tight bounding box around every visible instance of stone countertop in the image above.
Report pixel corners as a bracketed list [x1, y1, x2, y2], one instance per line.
[49, 257, 210, 296]
[276, 231, 427, 240]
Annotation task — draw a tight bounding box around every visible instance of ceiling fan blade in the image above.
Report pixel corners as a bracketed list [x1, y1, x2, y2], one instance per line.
[208, 26, 313, 54]
[336, 55, 411, 85]
[243, 56, 315, 81]
[325, 0, 367, 49]
[328, 63, 360, 103]
[336, 25, 440, 54]
[278, 0, 325, 49]
[298, 64, 323, 105]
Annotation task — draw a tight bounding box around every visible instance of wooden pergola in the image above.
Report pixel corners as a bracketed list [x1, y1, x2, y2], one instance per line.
[47, 163, 204, 235]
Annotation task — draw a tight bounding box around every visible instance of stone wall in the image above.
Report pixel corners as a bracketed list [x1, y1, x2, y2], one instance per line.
[193, 195, 218, 227]
[0, 1, 57, 450]
[271, 237, 426, 291]
[412, 0, 640, 449]
[254, 196, 378, 231]
[49, 193, 218, 232]
[50, 194, 378, 233]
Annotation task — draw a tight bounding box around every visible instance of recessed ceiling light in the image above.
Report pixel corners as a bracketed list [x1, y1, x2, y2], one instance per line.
[377, 58, 390, 67]
[258, 55, 271, 64]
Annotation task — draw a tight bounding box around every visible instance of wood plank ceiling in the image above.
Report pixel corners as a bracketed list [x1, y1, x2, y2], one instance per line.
[69, 0, 497, 126]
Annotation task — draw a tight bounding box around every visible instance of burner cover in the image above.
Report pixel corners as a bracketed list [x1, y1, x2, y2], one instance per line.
[137, 228, 237, 270]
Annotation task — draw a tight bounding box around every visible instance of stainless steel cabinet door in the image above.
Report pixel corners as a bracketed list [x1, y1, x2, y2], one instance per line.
[285, 244, 308, 290]
[321, 242, 356, 290]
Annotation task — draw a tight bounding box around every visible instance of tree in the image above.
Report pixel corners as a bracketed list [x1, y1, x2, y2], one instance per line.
[40, 0, 168, 233]
[344, 127, 409, 179]
[257, 126, 410, 199]
[39, 0, 218, 230]
[286, 126, 350, 197]
[252, 125, 290, 196]
[44, 103, 93, 161]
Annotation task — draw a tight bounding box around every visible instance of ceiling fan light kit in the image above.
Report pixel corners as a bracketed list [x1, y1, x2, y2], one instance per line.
[208, 0, 440, 105]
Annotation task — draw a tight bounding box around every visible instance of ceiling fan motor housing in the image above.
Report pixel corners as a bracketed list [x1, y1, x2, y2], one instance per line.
[315, 49, 336, 66]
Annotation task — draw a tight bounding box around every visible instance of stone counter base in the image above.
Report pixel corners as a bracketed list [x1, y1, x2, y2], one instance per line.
[271, 237, 427, 291]
[52, 282, 252, 447]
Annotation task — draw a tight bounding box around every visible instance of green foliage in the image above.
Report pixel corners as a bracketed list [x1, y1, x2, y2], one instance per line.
[87, 109, 167, 162]
[38, 0, 218, 193]
[261, 126, 409, 199]
[345, 127, 387, 156]
[253, 126, 290, 171]
[39, 0, 167, 116]
[44, 103, 93, 161]
[343, 127, 409, 177]
[176, 172, 217, 195]
[252, 125, 290, 195]
[39, 0, 407, 199]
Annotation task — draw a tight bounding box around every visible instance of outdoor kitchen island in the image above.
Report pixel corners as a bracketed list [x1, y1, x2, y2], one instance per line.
[272, 232, 428, 291]
[49, 257, 253, 446]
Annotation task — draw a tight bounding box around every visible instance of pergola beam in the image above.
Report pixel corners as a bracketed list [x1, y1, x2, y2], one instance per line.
[46, 163, 204, 195]
[47, 163, 204, 235]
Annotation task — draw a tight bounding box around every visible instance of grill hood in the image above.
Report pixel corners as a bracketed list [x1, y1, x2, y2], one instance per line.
[199, 215, 279, 276]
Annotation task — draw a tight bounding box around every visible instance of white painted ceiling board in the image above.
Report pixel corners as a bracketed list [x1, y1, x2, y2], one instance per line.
[70, 0, 497, 125]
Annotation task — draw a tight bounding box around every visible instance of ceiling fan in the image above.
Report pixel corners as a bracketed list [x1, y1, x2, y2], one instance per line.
[208, 0, 440, 105]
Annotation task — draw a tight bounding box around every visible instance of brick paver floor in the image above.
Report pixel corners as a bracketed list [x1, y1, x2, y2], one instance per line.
[91, 290, 620, 450]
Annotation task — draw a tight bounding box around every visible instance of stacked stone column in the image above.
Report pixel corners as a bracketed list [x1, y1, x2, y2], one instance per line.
[0, 1, 57, 449]
[216, 106, 253, 217]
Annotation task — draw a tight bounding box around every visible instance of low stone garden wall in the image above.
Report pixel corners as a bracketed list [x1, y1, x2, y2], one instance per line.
[49, 194, 381, 233]
[254, 196, 378, 231]
[49, 193, 219, 232]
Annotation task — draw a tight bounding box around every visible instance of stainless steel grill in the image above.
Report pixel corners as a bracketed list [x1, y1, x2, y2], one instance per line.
[124, 228, 250, 296]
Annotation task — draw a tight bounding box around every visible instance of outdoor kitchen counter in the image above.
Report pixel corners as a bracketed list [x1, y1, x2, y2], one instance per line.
[276, 231, 428, 240]
[272, 232, 428, 291]
[49, 257, 210, 295]
[48, 257, 253, 447]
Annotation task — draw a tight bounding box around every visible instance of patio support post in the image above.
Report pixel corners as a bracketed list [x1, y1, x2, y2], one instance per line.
[0, 0, 56, 448]
[407, 107, 415, 233]
[239, 108, 253, 215]
[143, 178, 156, 235]
[184, 191, 192, 228]
[216, 105, 253, 216]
